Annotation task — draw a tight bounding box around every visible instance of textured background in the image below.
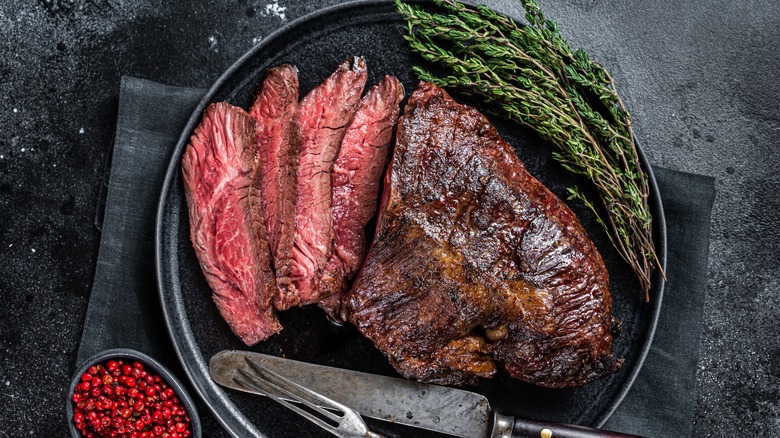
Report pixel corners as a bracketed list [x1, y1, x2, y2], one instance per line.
[0, 0, 778, 436]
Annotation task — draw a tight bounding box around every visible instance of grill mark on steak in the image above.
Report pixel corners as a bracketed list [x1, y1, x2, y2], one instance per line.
[318, 75, 404, 321]
[281, 57, 368, 310]
[346, 82, 622, 387]
[182, 102, 281, 345]
[249, 64, 300, 299]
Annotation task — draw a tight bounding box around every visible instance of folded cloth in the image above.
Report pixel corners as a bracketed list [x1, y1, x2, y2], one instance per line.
[603, 167, 715, 437]
[76, 77, 206, 365]
[76, 76, 716, 438]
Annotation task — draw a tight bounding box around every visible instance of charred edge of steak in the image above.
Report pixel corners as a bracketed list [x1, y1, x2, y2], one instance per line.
[249, 64, 300, 302]
[347, 82, 621, 388]
[282, 57, 368, 310]
[318, 75, 405, 322]
[182, 102, 281, 346]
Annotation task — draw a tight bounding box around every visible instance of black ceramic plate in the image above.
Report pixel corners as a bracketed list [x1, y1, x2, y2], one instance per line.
[155, 1, 667, 437]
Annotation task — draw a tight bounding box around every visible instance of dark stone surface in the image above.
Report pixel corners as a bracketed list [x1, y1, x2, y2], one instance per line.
[0, 0, 777, 436]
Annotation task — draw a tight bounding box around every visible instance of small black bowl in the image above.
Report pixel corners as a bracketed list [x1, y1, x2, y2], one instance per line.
[67, 348, 201, 438]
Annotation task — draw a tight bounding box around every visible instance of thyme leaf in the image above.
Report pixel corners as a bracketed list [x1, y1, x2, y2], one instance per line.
[397, 0, 663, 300]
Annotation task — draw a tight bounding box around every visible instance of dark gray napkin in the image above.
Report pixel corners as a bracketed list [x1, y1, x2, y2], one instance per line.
[602, 167, 715, 437]
[76, 76, 716, 438]
[75, 77, 206, 364]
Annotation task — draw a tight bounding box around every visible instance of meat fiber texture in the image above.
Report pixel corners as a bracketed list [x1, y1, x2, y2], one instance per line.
[182, 102, 281, 346]
[346, 82, 623, 388]
[249, 64, 300, 300]
[183, 58, 404, 346]
[318, 75, 404, 321]
[282, 57, 368, 310]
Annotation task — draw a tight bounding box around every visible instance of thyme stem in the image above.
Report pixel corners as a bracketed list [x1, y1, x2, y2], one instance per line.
[396, 0, 662, 300]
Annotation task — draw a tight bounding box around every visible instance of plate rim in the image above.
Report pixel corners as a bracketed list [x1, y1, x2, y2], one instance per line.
[154, 1, 667, 436]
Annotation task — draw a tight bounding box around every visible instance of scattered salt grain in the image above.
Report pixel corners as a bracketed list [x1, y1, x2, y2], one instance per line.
[252, 36, 262, 45]
[263, 1, 286, 20]
[20, 148, 25, 152]
[31, 248, 36, 253]
[208, 35, 218, 52]
[13, 108, 18, 113]
[79, 127, 84, 134]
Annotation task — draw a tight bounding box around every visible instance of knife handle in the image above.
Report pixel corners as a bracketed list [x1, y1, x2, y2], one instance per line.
[492, 413, 649, 438]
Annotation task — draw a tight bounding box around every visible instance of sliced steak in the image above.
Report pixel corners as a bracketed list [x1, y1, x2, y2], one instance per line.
[249, 64, 300, 299]
[182, 102, 281, 346]
[346, 82, 622, 387]
[318, 75, 404, 321]
[281, 57, 368, 310]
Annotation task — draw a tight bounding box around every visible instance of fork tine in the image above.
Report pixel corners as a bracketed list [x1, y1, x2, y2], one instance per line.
[233, 357, 383, 438]
[236, 366, 342, 424]
[234, 373, 341, 435]
[238, 357, 378, 437]
[242, 358, 345, 423]
[243, 357, 361, 422]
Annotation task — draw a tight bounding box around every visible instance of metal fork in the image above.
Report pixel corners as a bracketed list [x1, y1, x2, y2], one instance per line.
[234, 357, 386, 438]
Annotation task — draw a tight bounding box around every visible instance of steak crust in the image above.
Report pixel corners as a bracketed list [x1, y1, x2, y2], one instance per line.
[182, 102, 281, 345]
[346, 83, 622, 387]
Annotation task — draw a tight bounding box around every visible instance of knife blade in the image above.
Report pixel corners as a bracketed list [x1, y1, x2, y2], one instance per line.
[209, 350, 646, 438]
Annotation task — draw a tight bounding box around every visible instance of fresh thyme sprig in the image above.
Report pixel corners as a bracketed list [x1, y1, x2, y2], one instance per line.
[396, 0, 662, 300]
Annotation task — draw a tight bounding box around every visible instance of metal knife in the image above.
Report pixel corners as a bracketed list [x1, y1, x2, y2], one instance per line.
[209, 350, 647, 438]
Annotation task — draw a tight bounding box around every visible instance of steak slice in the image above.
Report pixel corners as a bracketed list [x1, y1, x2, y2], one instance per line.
[346, 82, 622, 387]
[182, 102, 281, 346]
[318, 75, 404, 321]
[281, 57, 368, 310]
[249, 64, 300, 298]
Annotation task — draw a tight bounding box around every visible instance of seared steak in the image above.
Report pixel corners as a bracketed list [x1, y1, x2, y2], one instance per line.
[283, 57, 368, 310]
[346, 83, 622, 387]
[182, 102, 281, 345]
[249, 64, 300, 298]
[318, 75, 404, 321]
